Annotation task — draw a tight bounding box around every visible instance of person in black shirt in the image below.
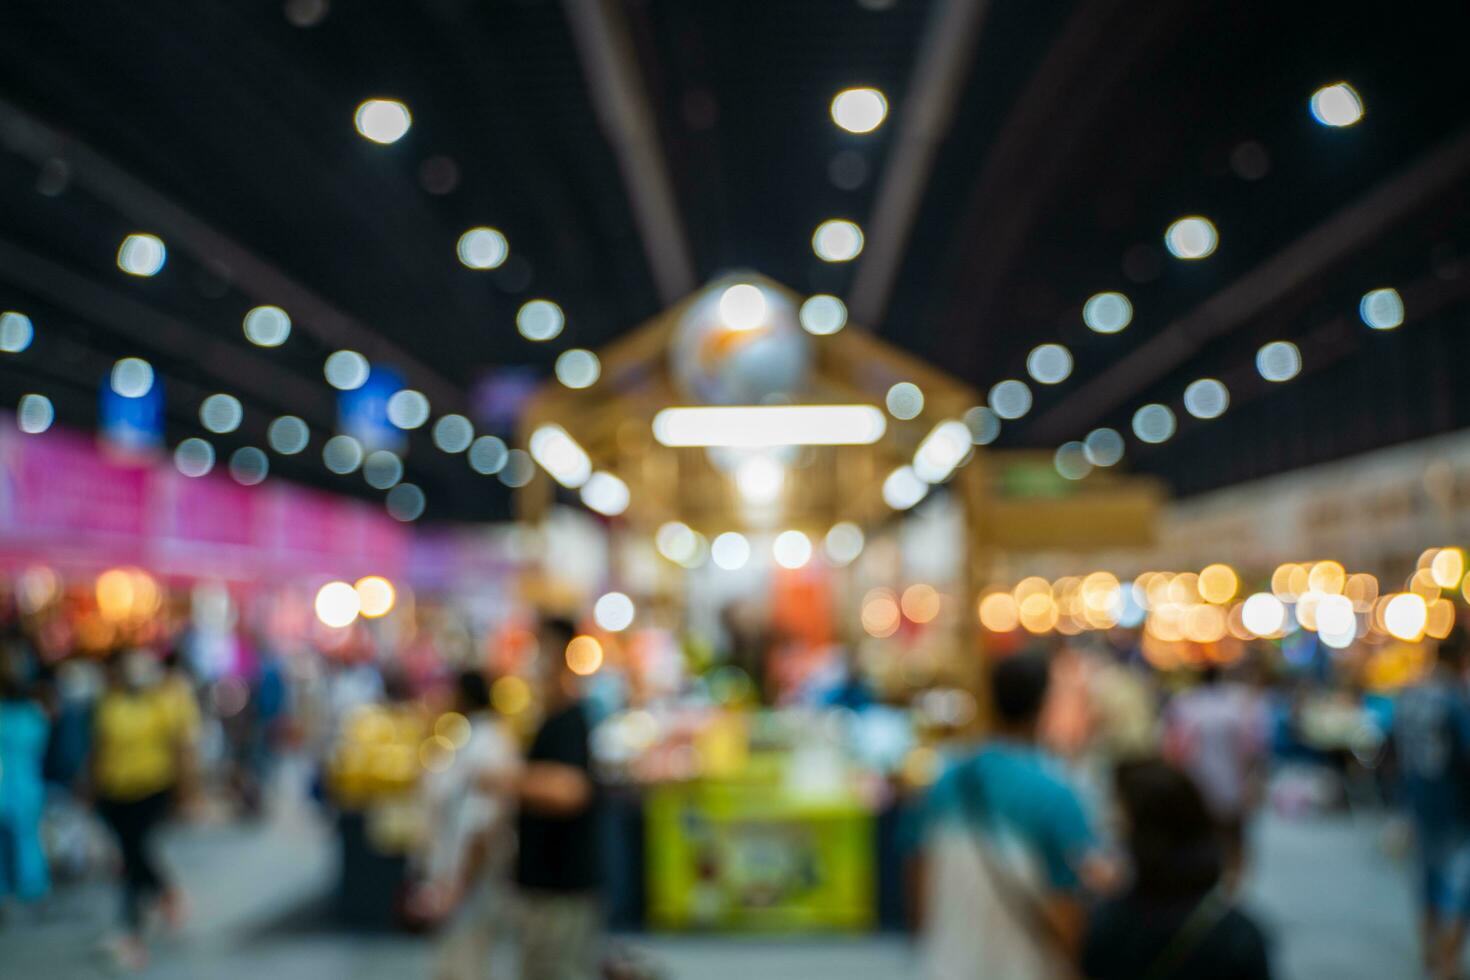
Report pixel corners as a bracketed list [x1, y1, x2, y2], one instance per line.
[1081, 759, 1271, 980]
[508, 617, 600, 980]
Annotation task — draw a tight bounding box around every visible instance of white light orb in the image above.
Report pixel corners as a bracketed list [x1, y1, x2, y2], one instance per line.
[580, 471, 630, 516]
[386, 389, 431, 429]
[882, 465, 928, 510]
[517, 299, 564, 342]
[831, 87, 888, 134]
[498, 449, 534, 487]
[1054, 441, 1091, 480]
[267, 415, 309, 455]
[988, 379, 1032, 420]
[963, 405, 1001, 445]
[812, 219, 864, 262]
[1256, 341, 1301, 382]
[17, 394, 53, 434]
[117, 233, 166, 276]
[718, 284, 768, 331]
[1082, 292, 1132, 334]
[711, 531, 751, 570]
[111, 357, 155, 398]
[174, 438, 215, 478]
[556, 349, 601, 389]
[1241, 593, 1286, 635]
[1132, 403, 1176, 443]
[1384, 593, 1428, 641]
[468, 435, 509, 474]
[1164, 216, 1218, 260]
[886, 381, 924, 420]
[1310, 82, 1363, 127]
[594, 592, 636, 632]
[386, 483, 426, 521]
[1359, 288, 1404, 330]
[229, 446, 269, 486]
[1183, 378, 1229, 419]
[799, 294, 847, 335]
[1083, 427, 1124, 466]
[324, 350, 370, 390]
[433, 414, 474, 453]
[315, 580, 360, 628]
[0, 312, 34, 353]
[354, 98, 412, 144]
[735, 455, 785, 504]
[656, 522, 699, 564]
[1315, 594, 1355, 636]
[457, 227, 509, 270]
[243, 305, 291, 347]
[825, 522, 865, 566]
[199, 393, 243, 434]
[363, 450, 404, 489]
[773, 530, 813, 570]
[1026, 343, 1073, 385]
[322, 434, 365, 474]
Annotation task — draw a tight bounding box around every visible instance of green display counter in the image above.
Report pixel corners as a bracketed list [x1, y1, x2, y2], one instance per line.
[645, 779, 875, 932]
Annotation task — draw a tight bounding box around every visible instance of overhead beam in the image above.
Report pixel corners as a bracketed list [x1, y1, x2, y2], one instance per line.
[845, 0, 991, 328]
[0, 95, 464, 413]
[563, 0, 697, 305]
[1028, 124, 1470, 443]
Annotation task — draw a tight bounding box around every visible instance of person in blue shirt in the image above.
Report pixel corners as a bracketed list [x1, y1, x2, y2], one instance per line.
[0, 658, 51, 909]
[915, 651, 1106, 980]
[1394, 627, 1470, 980]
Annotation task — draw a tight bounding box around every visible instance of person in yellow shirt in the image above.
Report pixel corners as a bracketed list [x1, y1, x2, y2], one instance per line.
[91, 649, 199, 971]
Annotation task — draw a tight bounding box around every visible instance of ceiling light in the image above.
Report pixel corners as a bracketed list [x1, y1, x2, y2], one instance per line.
[1083, 427, 1124, 466]
[1310, 82, 1363, 127]
[529, 424, 592, 488]
[243, 305, 291, 347]
[200, 393, 243, 434]
[1164, 216, 1218, 259]
[555, 349, 600, 389]
[324, 350, 370, 390]
[323, 434, 365, 474]
[711, 532, 751, 570]
[354, 98, 411, 144]
[1026, 343, 1072, 385]
[988, 379, 1032, 420]
[883, 465, 928, 510]
[1131, 403, 1176, 443]
[1054, 442, 1091, 480]
[432, 414, 474, 453]
[17, 394, 53, 434]
[1359, 288, 1404, 330]
[363, 450, 403, 489]
[457, 227, 509, 269]
[886, 382, 924, 420]
[718, 284, 768, 330]
[772, 530, 813, 570]
[652, 405, 886, 447]
[268, 416, 309, 454]
[1256, 341, 1301, 382]
[812, 219, 864, 262]
[174, 438, 214, 478]
[386, 389, 431, 429]
[580, 471, 630, 516]
[735, 455, 784, 504]
[799, 295, 847, 335]
[228, 447, 269, 486]
[117, 234, 166, 276]
[1082, 292, 1132, 333]
[1183, 378, 1229, 419]
[468, 435, 509, 475]
[831, 87, 888, 134]
[913, 419, 971, 483]
[0, 312, 34, 353]
[111, 357, 154, 398]
[517, 300, 565, 342]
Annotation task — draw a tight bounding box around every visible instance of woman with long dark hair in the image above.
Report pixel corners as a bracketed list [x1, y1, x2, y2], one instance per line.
[1081, 759, 1271, 980]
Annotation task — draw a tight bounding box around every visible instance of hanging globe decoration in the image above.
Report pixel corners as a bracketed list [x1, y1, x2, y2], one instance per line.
[670, 275, 811, 405]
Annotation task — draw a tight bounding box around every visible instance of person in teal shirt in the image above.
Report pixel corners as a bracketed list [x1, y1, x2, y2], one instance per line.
[0, 665, 51, 906]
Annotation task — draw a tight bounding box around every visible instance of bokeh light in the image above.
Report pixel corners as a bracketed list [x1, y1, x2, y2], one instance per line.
[882, 465, 928, 510]
[228, 447, 269, 486]
[111, 357, 154, 398]
[469, 435, 509, 475]
[1309, 82, 1363, 127]
[315, 580, 360, 628]
[268, 415, 309, 454]
[1384, 592, 1427, 641]
[1026, 343, 1073, 385]
[886, 382, 924, 420]
[457, 227, 509, 270]
[963, 406, 1001, 445]
[825, 522, 865, 566]
[799, 294, 848, 335]
[580, 471, 630, 516]
[772, 530, 813, 570]
[1082, 292, 1132, 334]
[1083, 427, 1124, 466]
[200, 393, 243, 434]
[711, 531, 751, 570]
[1164, 216, 1218, 260]
[1198, 564, 1238, 604]
[433, 414, 474, 453]
[1054, 442, 1091, 480]
[117, 233, 166, 276]
[173, 438, 214, 477]
[988, 379, 1032, 420]
[1183, 379, 1229, 420]
[386, 483, 426, 521]
[555, 349, 601, 389]
[243, 305, 291, 347]
[517, 299, 565, 342]
[1359, 288, 1404, 330]
[566, 635, 604, 676]
[978, 592, 1019, 632]
[354, 98, 412, 144]
[1256, 341, 1301, 382]
[901, 584, 942, 624]
[831, 87, 888, 133]
[719, 284, 768, 330]
[0, 311, 34, 353]
[1132, 403, 1176, 443]
[363, 450, 404, 489]
[594, 592, 635, 632]
[354, 576, 396, 618]
[324, 350, 370, 390]
[323, 434, 365, 474]
[812, 219, 864, 262]
[17, 393, 53, 434]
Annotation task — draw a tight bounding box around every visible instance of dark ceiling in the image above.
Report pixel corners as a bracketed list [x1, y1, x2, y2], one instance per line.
[0, 0, 1467, 522]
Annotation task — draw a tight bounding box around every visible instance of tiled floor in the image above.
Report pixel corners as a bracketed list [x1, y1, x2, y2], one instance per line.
[0, 803, 1429, 979]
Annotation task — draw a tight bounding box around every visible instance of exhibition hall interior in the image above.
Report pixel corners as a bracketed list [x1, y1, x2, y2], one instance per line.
[2, 2, 1470, 978]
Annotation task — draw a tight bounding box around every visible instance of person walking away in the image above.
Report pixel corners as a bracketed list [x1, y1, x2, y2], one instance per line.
[1163, 665, 1268, 876]
[91, 650, 199, 970]
[915, 652, 1108, 980]
[0, 657, 51, 915]
[424, 669, 520, 980]
[1081, 759, 1271, 980]
[510, 617, 601, 980]
[1393, 628, 1470, 980]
